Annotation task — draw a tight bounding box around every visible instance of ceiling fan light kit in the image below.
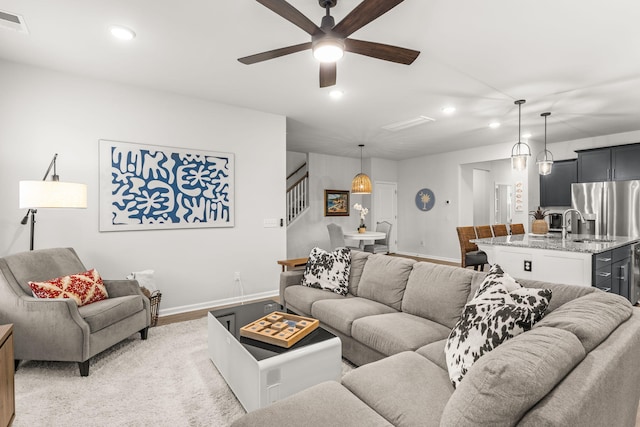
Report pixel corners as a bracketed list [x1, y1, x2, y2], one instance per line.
[239, 0, 420, 87]
[312, 37, 344, 62]
[536, 112, 554, 176]
[511, 99, 531, 171]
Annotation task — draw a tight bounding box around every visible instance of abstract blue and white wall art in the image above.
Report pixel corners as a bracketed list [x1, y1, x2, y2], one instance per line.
[99, 140, 234, 231]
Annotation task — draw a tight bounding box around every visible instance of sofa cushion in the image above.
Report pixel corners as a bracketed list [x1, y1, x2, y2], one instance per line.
[348, 250, 371, 296]
[352, 312, 451, 356]
[343, 351, 453, 427]
[301, 247, 351, 296]
[311, 297, 397, 336]
[445, 264, 552, 387]
[440, 327, 585, 427]
[231, 381, 393, 427]
[469, 272, 596, 313]
[533, 291, 632, 352]
[357, 254, 415, 310]
[284, 285, 348, 316]
[416, 339, 447, 370]
[78, 295, 144, 333]
[402, 262, 473, 329]
[29, 268, 109, 307]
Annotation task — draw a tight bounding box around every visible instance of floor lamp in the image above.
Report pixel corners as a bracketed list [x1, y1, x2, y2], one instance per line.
[19, 153, 87, 251]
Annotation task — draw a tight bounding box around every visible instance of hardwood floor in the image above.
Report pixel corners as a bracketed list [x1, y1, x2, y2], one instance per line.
[155, 296, 279, 326]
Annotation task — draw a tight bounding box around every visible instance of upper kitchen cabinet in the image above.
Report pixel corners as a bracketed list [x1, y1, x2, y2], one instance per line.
[611, 144, 640, 181]
[540, 159, 577, 207]
[577, 143, 640, 182]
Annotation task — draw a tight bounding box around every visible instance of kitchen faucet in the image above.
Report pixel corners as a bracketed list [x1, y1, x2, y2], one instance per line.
[562, 208, 585, 240]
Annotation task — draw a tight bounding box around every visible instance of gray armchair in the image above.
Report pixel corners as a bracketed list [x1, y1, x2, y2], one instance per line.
[0, 247, 150, 376]
[363, 221, 392, 254]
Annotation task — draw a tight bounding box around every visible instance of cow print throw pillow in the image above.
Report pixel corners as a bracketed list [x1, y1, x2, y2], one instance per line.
[445, 264, 552, 388]
[301, 247, 351, 296]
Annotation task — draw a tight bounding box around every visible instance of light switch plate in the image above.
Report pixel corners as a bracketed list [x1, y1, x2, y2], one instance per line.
[263, 218, 279, 228]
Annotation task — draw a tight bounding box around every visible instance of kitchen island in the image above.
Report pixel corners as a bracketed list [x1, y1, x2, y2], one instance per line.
[472, 233, 640, 303]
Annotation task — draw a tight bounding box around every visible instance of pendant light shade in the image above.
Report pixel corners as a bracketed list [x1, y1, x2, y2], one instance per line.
[351, 144, 372, 194]
[536, 112, 554, 176]
[511, 99, 531, 171]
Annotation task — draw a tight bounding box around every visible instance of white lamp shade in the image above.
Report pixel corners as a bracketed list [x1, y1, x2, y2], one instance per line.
[19, 181, 87, 209]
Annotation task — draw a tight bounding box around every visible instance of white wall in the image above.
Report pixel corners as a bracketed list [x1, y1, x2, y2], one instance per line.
[0, 61, 286, 315]
[397, 141, 535, 262]
[287, 152, 362, 258]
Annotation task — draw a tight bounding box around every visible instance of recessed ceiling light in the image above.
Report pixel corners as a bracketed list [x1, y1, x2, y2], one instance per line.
[489, 122, 501, 129]
[441, 106, 456, 114]
[329, 90, 343, 100]
[110, 25, 136, 41]
[522, 132, 532, 139]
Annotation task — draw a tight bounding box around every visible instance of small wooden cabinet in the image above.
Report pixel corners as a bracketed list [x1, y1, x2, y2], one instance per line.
[577, 143, 640, 182]
[0, 325, 15, 427]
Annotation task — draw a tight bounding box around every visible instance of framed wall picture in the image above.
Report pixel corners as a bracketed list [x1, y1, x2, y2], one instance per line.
[324, 190, 350, 216]
[99, 139, 234, 231]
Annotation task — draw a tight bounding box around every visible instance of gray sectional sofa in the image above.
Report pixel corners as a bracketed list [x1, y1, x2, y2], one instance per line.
[233, 251, 640, 427]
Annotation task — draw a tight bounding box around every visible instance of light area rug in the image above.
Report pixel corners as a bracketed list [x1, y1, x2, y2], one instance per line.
[13, 317, 354, 427]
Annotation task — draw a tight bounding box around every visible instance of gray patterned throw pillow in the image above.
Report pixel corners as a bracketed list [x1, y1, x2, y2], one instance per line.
[301, 247, 351, 296]
[445, 264, 552, 388]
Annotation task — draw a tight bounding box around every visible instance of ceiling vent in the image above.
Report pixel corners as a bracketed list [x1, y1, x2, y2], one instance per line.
[0, 10, 28, 34]
[382, 116, 435, 132]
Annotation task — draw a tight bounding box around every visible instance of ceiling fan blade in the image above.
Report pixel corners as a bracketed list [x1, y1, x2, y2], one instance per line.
[345, 39, 419, 64]
[320, 62, 337, 88]
[256, 0, 322, 36]
[238, 42, 312, 65]
[332, 0, 405, 38]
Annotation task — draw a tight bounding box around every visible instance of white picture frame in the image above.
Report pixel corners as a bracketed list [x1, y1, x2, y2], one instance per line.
[99, 139, 234, 231]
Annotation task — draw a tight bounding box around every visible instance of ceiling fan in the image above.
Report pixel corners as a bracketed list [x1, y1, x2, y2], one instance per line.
[238, 0, 420, 88]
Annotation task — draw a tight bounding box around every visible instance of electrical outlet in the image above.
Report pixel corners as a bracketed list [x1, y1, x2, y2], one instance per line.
[524, 260, 532, 272]
[234, 272, 241, 281]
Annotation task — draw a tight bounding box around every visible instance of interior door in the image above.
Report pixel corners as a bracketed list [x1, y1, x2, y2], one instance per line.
[373, 182, 397, 253]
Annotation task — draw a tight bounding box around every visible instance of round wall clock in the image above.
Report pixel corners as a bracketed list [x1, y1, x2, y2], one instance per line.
[415, 188, 435, 211]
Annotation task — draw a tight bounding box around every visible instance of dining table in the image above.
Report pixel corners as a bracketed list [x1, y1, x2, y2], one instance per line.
[343, 230, 386, 249]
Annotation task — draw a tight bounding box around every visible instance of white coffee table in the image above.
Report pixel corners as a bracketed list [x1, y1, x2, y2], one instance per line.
[208, 300, 341, 412]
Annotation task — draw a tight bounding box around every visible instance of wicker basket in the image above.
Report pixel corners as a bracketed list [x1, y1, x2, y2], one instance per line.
[148, 291, 161, 327]
[141, 287, 162, 327]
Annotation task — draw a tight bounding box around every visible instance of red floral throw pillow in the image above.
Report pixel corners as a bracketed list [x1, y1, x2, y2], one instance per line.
[29, 269, 109, 307]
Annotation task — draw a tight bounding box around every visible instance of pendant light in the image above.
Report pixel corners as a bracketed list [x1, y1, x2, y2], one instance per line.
[511, 99, 531, 171]
[536, 112, 554, 176]
[351, 144, 372, 194]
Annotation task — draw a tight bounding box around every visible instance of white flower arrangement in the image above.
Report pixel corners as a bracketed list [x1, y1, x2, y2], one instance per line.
[353, 203, 369, 221]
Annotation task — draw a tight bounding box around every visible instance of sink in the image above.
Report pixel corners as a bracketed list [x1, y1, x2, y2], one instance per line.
[572, 238, 616, 243]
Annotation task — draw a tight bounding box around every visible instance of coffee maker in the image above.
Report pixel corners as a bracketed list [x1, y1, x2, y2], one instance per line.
[548, 213, 563, 231]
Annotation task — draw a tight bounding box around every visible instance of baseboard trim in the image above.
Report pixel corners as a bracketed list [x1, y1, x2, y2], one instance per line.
[158, 290, 279, 318]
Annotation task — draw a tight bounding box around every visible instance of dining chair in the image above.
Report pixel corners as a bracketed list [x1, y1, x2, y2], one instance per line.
[456, 226, 488, 271]
[492, 224, 509, 237]
[510, 223, 526, 235]
[363, 221, 392, 254]
[327, 223, 359, 251]
[474, 225, 493, 239]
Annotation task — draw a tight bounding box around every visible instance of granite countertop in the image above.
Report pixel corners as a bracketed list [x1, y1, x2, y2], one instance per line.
[471, 233, 640, 254]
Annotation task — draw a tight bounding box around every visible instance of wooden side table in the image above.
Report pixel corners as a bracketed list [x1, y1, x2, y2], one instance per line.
[276, 257, 308, 272]
[0, 324, 14, 427]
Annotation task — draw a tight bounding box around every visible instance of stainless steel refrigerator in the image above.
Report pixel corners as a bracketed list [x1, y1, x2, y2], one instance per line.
[571, 180, 640, 304]
[571, 180, 640, 238]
